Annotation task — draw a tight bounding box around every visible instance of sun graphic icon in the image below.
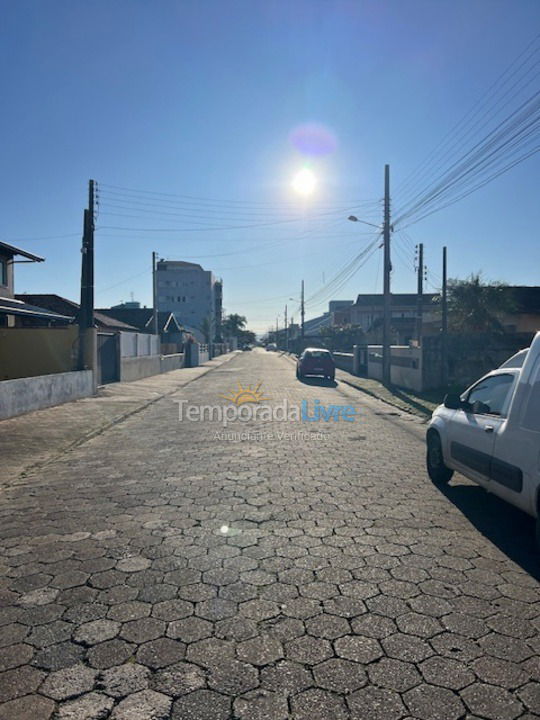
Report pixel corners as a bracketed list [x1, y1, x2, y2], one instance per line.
[219, 381, 270, 406]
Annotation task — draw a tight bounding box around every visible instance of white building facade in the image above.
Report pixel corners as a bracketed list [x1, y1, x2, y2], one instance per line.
[156, 261, 221, 342]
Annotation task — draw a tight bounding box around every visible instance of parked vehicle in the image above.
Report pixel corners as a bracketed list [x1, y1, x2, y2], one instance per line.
[426, 331, 540, 548]
[296, 347, 335, 381]
[266, 343, 277, 351]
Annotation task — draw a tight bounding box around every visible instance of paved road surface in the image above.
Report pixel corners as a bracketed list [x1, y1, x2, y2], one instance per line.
[1, 349, 539, 719]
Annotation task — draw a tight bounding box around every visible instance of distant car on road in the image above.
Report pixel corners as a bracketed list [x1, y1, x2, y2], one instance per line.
[266, 343, 277, 351]
[296, 347, 335, 381]
[241, 344, 253, 351]
[426, 331, 540, 549]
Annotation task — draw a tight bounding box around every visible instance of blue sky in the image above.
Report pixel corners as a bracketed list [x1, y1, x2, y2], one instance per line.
[2, 0, 539, 333]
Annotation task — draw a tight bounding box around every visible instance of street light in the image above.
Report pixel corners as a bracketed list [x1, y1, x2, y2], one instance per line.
[348, 215, 381, 229]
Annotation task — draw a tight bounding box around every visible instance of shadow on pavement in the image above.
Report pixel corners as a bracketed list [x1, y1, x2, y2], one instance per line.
[435, 481, 540, 580]
[296, 376, 338, 389]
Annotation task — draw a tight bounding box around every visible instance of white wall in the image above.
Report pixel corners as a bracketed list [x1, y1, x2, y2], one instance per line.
[0, 370, 94, 420]
[367, 345, 423, 392]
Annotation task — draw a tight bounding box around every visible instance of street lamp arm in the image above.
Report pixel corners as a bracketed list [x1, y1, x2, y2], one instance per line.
[347, 215, 381, 229]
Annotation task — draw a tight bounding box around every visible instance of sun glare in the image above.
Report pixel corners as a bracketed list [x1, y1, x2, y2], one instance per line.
[292, 168, 316, 196]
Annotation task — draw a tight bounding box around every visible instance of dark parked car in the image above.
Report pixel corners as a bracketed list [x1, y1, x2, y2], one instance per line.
[296, 348, 335, 381]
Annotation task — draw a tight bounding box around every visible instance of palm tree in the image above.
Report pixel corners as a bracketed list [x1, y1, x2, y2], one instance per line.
[222, 314, 247, 338]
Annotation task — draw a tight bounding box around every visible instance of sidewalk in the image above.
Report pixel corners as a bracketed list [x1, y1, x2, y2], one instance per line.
[336, 370, 441, 419]
[281, 351, 439, 419]
[0, 352, 239, 484]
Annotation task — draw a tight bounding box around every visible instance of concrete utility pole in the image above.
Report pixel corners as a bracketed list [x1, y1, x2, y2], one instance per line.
[276, 315, 279, 344]
[382, 165, 392, 386]
[79, 180, 96, 375]
[284, 303, 288, 351]
[80, 179, 95, 331]
[152, 252, 158, 336]
[441, 246, 448, 387]
[416, 242, 424, 344]
[301, 280, 305, 338]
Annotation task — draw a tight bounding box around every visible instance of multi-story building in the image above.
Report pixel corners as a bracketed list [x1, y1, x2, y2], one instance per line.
[156, 260, 221, 342]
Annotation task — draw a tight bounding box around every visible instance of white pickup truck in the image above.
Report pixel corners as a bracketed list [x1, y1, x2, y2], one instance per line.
[426, 331, 540, 549]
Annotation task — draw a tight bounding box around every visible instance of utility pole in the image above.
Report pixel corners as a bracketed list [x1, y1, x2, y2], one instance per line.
[80, 179, 95, 331]
[284, 303, 288, 351]
[382, 164, 392, 386]
[79, 180, 95, 371]
[441, 246, 448, 387]
[152, 252, 158, 336]
[301, 280, 305, 338]
[276, 315, 279, 345]
[416, 242, 424, 344]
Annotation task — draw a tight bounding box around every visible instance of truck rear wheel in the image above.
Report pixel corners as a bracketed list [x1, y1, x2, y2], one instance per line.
[427, 432, 454, 485]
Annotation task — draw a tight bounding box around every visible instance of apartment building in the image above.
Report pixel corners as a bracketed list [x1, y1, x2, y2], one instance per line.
[156, 260, 221, 341]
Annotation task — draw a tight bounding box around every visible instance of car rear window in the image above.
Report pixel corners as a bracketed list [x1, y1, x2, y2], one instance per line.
[306, 350, 330, 358]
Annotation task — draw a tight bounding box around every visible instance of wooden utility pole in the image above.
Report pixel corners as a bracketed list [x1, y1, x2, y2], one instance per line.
[301, 280, 305, 338]
[382, 164, 391, 386]
[441, 246, 448, 387]
[416, 242, 424, 344]
[152, 251, 158, 336]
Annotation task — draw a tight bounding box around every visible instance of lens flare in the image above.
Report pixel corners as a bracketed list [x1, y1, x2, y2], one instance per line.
[289, 122, 337, 157]
[292, 168, 316, 196]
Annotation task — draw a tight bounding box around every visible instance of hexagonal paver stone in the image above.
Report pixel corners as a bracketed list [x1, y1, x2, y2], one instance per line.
[120, 618, 165, 644]
[207, 658, 259, 695]
[233, 689, 289, 720]
[100, 663, 150, 698]
[461, 683, 525, 720]
[152, 600, 193, 621]
[87, 640, 135, 670]
[151, 662, 206, 697]
[219, 582, 258, 603]
[0, 694, 55, 720]
[27, 621, 74, 649]
[334, 634, 383, 664]
[55, 691, 114, 719]
[51, 571, 89, 589]
[136, 638, 186, 669]
[479, 633, 533, 663]
[40, 663, 97, 701]
[382, 633, 433, 663]
[110, 689, 172, 719]
[215, 616, 258, 642]
[18, 587, 59, 606]
[518, 682, 540, 713]
[313, 658, 367, 693]
[347, 686, 406, 720]
[186, 638, 235, 667]
[420, 655, 475, 690]
[0, 665, 45, 703]
[107, 602, 152, 623]
[291, 688, 349, 720]
[285, 635, 333, 665]
[323, 596, 367, 618]
[237, 635, 284, 666]
[172, 689, 231, 720]
[32, 641, 83, 671]
[73, 619, 120, 645]
[260, 660, 313, 695]
[0, 623, 28, 647]
[239, 599, 280, 621]
[368, 657, 421, 693]
[167, 616, 213, 644]
[351, 614, 396, 639]
[0, 643, 34, 671]
[404, 684, 465, 720]
[116, 556, 152, 572]
[178, 584, 217, 603]
[396, 611, 443, 638]
[305, 613, 350, 640]
[195, 598, 237, 623]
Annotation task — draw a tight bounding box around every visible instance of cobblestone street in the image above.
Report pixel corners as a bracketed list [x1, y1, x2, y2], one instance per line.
[1, 349, 539, 719]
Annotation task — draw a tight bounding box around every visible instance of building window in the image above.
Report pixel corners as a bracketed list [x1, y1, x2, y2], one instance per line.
[0, 259, 7, 286]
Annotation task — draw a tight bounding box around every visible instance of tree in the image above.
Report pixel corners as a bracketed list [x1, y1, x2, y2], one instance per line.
[222, 314, 247, 338]
[447, 273, 516, 333]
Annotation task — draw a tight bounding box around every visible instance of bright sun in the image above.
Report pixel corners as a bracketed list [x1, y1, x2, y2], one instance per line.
[292, 168, 316, 196]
